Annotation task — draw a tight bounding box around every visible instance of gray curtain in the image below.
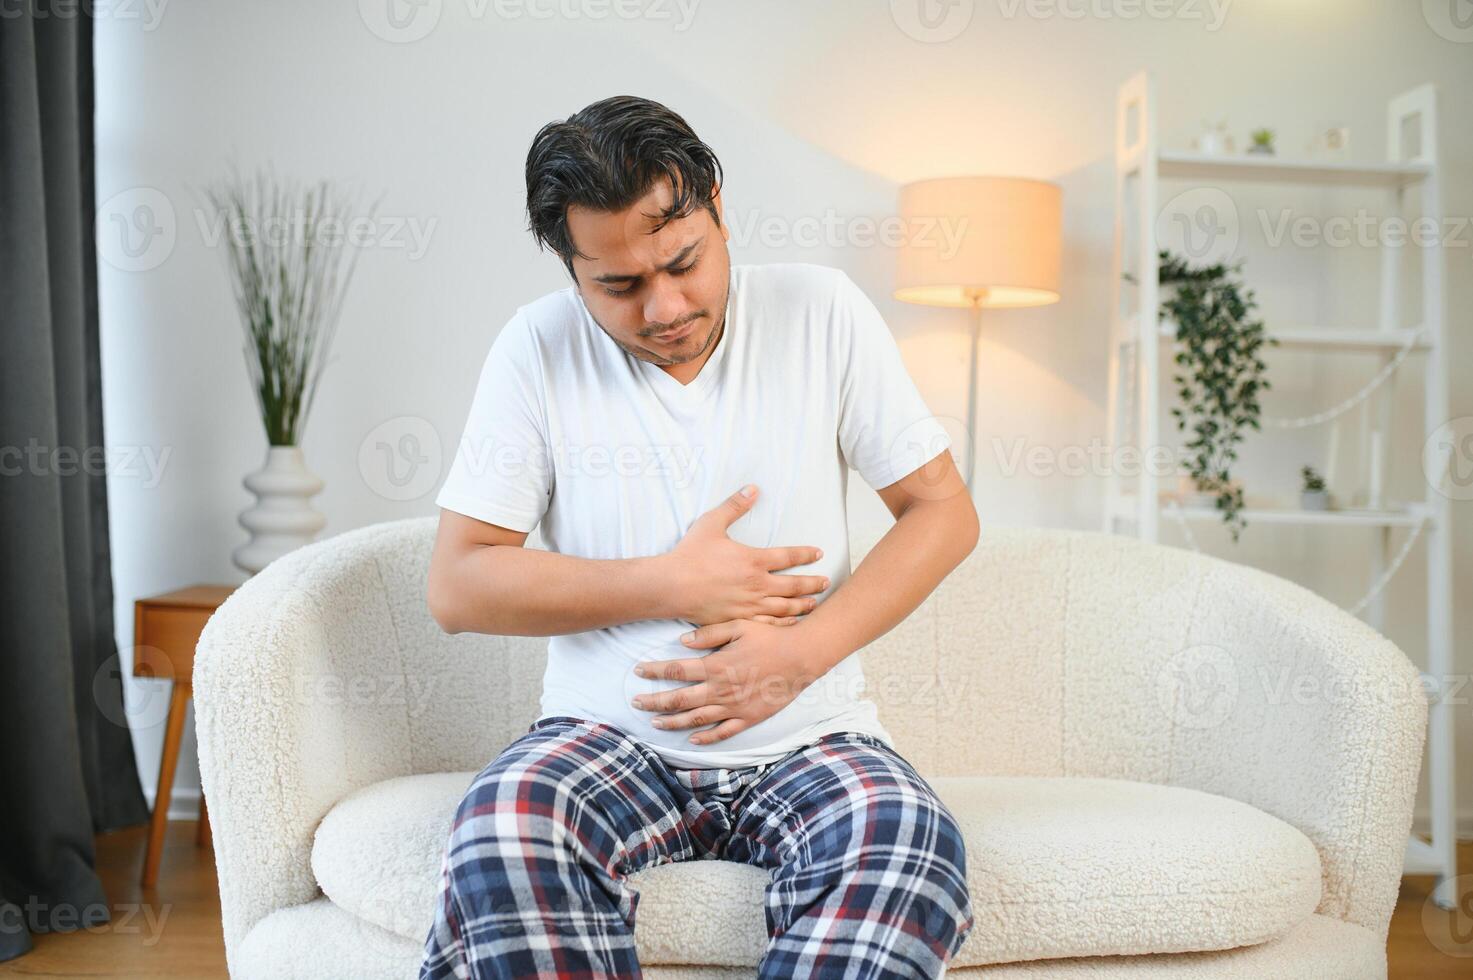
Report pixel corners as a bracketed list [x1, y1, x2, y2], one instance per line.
[1, 0, 150, 962]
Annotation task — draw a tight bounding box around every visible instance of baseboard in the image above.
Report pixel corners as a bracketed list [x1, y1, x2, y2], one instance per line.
[144, 786, 204, 823]
[1410, 808, 1473, 841]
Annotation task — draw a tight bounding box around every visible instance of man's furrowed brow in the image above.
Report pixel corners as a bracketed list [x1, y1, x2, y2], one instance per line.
[591, 239, 703, 284]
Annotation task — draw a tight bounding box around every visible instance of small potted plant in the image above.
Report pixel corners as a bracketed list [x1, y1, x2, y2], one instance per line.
[1300, 465, 1330, 510]
[1248, 128, 1276, 156]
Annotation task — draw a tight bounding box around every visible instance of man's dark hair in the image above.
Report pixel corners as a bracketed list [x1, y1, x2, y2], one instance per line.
[525, 95, 724, 279]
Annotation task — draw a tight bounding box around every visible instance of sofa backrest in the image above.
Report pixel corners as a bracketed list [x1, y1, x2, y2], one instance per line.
[281, 515, 1416, 784]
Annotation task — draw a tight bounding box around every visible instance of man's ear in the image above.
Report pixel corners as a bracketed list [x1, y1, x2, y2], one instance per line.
[711, 184, 729, 243]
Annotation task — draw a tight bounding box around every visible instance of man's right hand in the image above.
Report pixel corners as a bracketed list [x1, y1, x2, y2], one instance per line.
[662, 484, 829, 628]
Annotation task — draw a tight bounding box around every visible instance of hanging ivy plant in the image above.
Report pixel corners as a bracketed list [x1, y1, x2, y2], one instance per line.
[1156, 250, 1277, 541]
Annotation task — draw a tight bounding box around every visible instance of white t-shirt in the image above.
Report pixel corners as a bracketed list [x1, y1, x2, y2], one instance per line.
[436, 262, 951, 768]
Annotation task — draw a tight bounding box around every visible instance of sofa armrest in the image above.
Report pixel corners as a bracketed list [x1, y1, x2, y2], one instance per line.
[193, 526, 418, 975]
[1067, 541, 1429, 941]
[865, 527, 1428, 940]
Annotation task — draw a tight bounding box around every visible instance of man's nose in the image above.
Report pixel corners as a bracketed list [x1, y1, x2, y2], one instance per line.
[644, 274, 690, 329]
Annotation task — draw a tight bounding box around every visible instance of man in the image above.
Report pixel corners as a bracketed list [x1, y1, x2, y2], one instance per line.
[421, 95, 978, 979]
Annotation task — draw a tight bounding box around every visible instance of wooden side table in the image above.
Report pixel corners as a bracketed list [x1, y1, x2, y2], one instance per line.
[133, 584, 238, 888]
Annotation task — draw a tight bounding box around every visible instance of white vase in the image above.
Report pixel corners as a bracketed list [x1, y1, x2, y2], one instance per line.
[232, 444, 327, 574]
[1300, 489, 1331, 511]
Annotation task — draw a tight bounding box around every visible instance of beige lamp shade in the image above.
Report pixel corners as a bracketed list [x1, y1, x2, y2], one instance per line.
[895, 176, 1062, 309]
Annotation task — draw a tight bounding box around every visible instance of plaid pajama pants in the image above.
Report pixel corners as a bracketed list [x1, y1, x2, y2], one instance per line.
[419, 715, 974, 979]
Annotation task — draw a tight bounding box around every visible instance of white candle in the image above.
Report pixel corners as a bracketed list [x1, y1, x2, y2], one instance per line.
[1368, 431, 1384, 509]
[1325, 422, 1340, 493]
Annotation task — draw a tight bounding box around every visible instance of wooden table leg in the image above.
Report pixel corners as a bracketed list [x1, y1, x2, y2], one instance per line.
[141, 683, 190, 888]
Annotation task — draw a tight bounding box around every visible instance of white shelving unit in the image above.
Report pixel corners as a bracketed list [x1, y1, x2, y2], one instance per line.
[1103, 72, 1457, 907]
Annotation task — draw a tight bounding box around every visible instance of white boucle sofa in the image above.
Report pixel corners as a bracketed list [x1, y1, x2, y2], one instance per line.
[193, 516, 1427, 978]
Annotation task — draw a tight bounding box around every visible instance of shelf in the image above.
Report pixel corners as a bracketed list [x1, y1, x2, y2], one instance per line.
[1117, 316, 1431, 353]
[1113, 72, 1456, 902]
[1154, 151, 1432, 188]
[1218, 326, 1428, 352]
[1112, 498, 1429, 528]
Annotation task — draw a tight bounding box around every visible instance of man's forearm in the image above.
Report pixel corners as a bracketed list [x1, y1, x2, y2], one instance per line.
[794, 495, 979, 673]
[432, 545, 676, 636]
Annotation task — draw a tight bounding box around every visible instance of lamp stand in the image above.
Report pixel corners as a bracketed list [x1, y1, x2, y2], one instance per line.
[964, 292, 987, 491]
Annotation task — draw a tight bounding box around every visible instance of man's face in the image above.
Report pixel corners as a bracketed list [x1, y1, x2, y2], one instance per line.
[566, 178, 731, 369]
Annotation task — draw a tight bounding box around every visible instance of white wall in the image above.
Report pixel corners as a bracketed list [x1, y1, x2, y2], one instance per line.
[96, 1, 1470, 829]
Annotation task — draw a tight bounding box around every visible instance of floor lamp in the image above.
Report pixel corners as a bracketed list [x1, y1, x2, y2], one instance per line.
[894, 176, 1063, 490]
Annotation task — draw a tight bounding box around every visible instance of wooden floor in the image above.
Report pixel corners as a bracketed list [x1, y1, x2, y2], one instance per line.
[0, 823, 1467, 977]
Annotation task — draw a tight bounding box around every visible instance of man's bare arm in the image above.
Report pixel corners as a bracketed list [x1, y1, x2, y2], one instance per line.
[791, 448, 979, 672]
[428, 512, 671, 635]
[427, 485, 830, 636]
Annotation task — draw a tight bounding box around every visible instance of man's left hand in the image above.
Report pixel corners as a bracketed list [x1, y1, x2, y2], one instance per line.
[630, 620, 835, 745]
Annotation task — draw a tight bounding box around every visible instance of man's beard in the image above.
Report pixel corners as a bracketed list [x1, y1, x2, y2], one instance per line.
[604, 279, 729, 368]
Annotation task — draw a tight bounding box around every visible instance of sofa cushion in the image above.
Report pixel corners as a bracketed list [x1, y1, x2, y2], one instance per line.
[311, 772, 1322, 967]
[240, 903, 1383, 980]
